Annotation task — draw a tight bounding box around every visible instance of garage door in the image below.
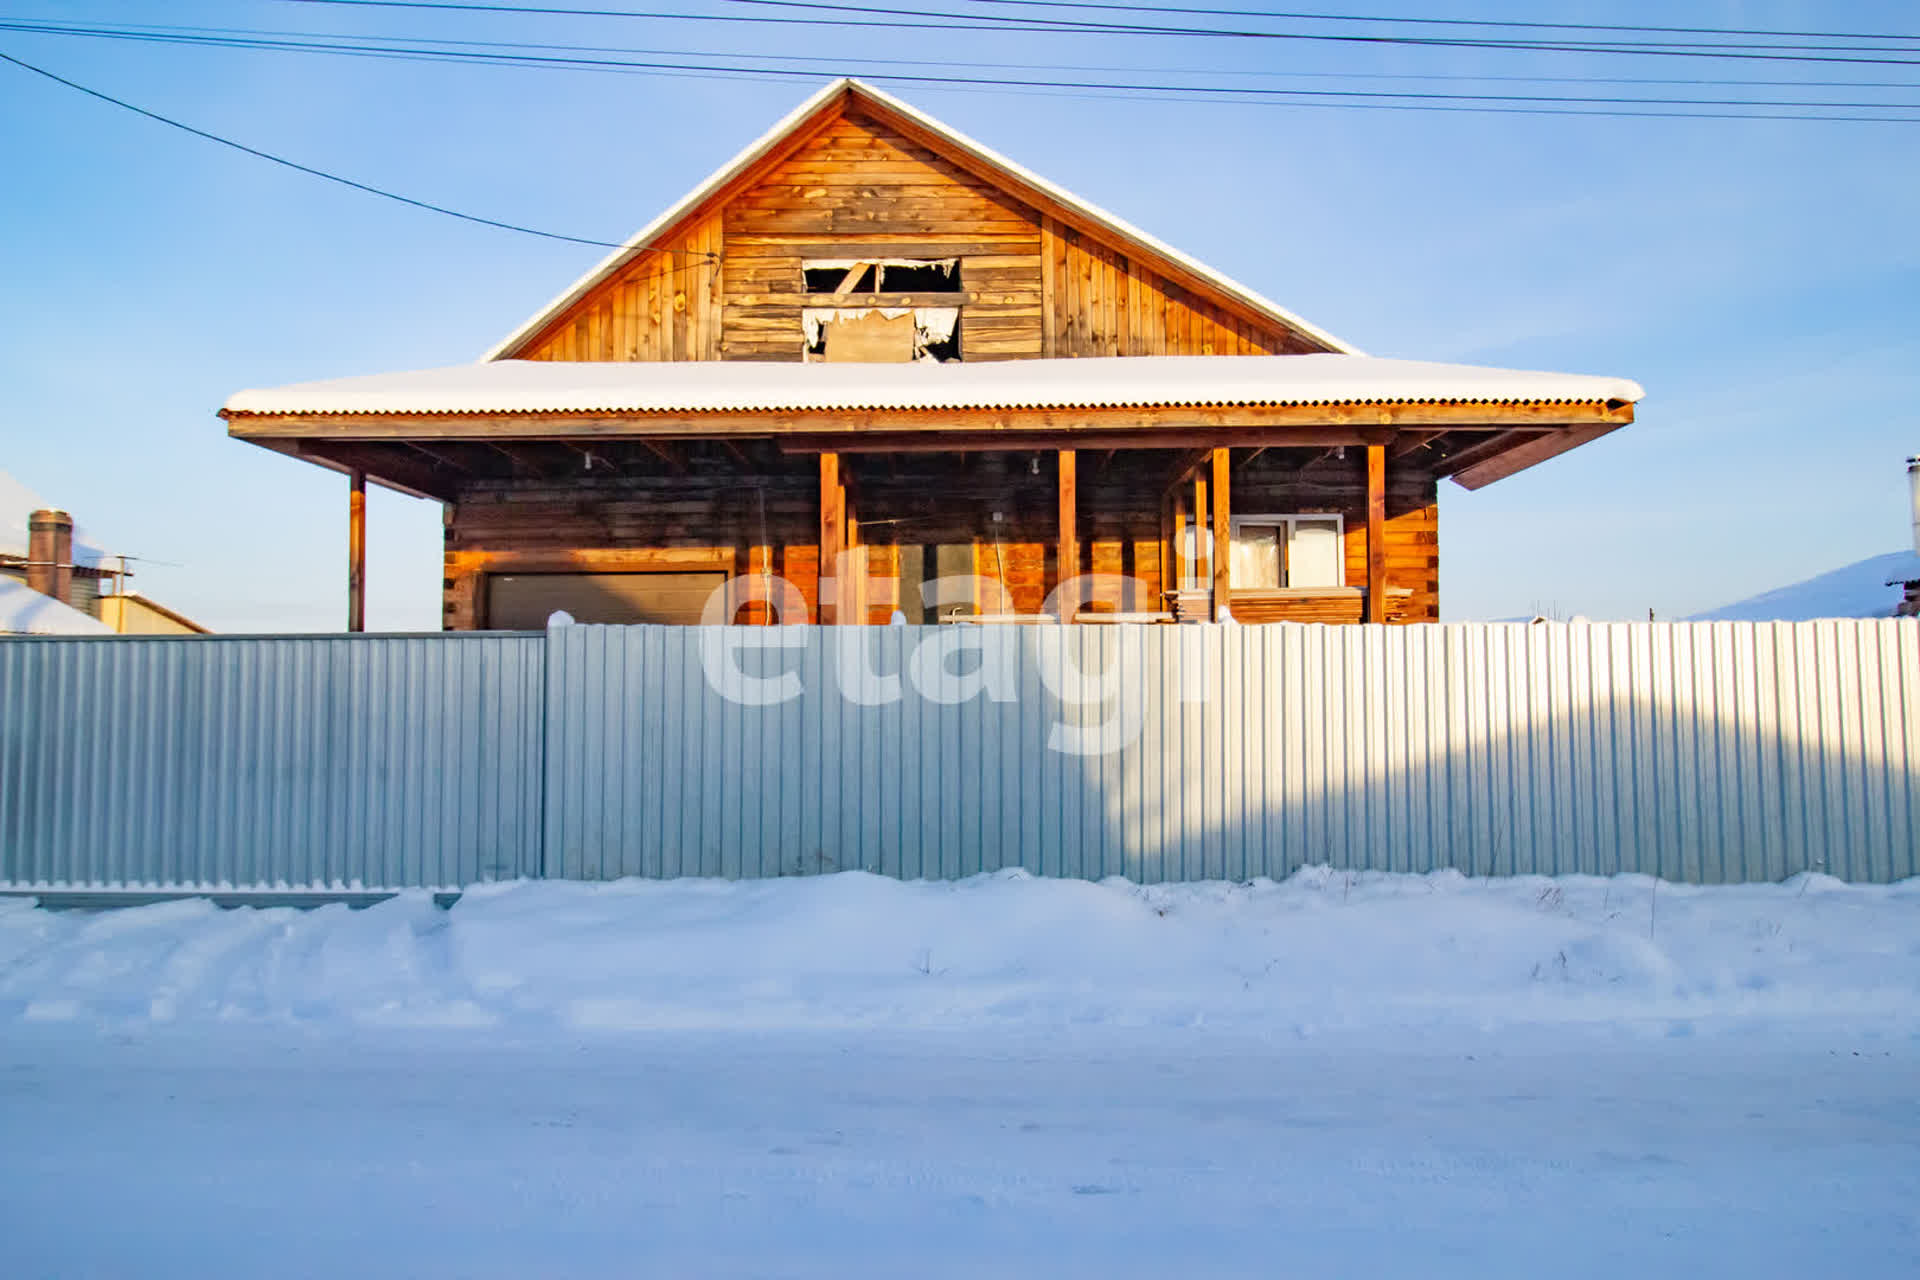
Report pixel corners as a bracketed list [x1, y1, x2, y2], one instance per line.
[486, 572, 729, 629]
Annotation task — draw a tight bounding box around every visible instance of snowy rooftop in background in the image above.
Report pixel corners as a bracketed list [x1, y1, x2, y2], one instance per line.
[223, 354, 1646, 418]
[1688, 550, 1920, 622]
[0, 469, 120, 571]
[0, 578, 113, 636]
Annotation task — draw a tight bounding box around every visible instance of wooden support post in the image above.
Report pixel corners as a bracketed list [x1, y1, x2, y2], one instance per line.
[1171, 485, 1189, 589]
[1159, 492, 1175, 596]
[1192, 475, 1209, 591]
[347, 469, 367, 633]
[819, 451, 843, 625]
[845, 487, 866, 625]
[1365, 443, 1387, 624]
[1210, 447, 1231, 621]
[1057, 448, 1078, 622]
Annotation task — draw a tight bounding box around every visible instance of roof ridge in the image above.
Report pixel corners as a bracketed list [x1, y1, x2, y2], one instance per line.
[481, 78, 1359, 361]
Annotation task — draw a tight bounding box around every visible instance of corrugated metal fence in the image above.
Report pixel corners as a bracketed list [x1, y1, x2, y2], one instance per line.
[0, 633, 545, 890]
[3, 620, 1916, 890]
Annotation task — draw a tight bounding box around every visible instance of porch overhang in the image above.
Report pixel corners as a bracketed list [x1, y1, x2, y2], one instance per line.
[221, 354, 1640, 498]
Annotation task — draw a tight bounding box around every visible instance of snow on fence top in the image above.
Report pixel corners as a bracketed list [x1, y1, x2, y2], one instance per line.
[222, 354, 1646, 418]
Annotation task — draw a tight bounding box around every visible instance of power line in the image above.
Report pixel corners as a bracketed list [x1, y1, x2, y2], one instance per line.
[0, 48, 731, 253]
[712, 0, 1920, 52]
[7, 22, 1918, 116]
[22, 15, 1920, 90]
[840, 0, 1920, 44]
[273, 0, 1920, 65]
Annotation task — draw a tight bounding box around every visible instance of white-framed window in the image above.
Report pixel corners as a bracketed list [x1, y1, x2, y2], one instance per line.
[1189, 514, 1344, 590]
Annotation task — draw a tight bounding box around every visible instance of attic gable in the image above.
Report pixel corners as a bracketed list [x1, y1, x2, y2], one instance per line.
[490, 79, 1355, 363]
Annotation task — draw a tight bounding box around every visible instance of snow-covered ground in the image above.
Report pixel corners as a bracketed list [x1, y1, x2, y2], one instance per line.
[4, 870, 1918, 1276]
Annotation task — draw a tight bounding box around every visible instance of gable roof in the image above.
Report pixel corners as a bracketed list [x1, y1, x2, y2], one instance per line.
[482, 78, 1360, 362]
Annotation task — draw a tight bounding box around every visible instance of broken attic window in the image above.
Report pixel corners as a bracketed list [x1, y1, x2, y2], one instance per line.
[877, 260, 960, 293]
[803, 306, 961, 363]
[801, 259, 961, 296]
[803, 262, 879, 293]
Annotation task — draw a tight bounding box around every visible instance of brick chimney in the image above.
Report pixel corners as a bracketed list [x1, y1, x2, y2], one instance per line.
[26, 508, 73, 605]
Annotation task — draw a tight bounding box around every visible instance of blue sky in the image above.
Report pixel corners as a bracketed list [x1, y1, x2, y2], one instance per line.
[2, 0, 1916, 630]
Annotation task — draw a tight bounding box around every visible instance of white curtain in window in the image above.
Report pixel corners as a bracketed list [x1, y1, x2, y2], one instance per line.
[1230, 525, 1282, 589]
[1290, 518, 1342, 588]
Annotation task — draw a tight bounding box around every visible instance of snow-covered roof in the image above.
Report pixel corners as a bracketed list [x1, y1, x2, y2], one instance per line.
[482, 78, 1360, 362]
[0, 578, 113, 636]
[0, 469, 122, 572]
[1687, 550, 1920, 622]
[224, 355, 1643, 418]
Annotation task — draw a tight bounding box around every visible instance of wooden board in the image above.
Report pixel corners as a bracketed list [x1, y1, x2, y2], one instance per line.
[501, 100, 1336, 367]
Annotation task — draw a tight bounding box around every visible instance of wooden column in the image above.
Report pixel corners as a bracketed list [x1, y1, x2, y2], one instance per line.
[1192, 474, 1209, 592]
[845, 489, 865, 624]
[1211, 447, 1231, 621]
[819, 451, 843, 625]
[1170, 485, 1189, 590]
[1158, 493, 1175, 597]
[347, 469, 366, 633]
[1057, 448, 1078, 622]
[1365, 443, 1387, 624]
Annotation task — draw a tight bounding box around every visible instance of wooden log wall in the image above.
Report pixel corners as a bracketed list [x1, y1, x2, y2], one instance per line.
[510, 107, 1328, 365]
[440, 454, 1436, 629]
[1234, 453, 1439, 623]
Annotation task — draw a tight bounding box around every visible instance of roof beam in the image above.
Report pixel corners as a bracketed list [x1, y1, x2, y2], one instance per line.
[228, 401, 1628, 442]
[1389, 430, 1445, 460]
[1432, 428, 1553, 476]
[484, 442, 548, 479]
[784, 429, 1383, 455]
[400, 440, 476, 475]
[1449, 422, 1627, 490]
[1163, 446, 1212, 493]
[283, 440, 459, 503]
[639, 439, 687, 472]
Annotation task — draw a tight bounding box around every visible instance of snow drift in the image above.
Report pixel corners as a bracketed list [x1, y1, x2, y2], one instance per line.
[4, 869, 1917, 1035]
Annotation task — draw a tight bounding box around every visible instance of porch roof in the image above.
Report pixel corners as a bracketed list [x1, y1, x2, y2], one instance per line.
[223, 355, 1642, 420]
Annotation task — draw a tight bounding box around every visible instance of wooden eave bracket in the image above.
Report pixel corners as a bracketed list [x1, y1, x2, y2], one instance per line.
[1447, 412, 1632, 491]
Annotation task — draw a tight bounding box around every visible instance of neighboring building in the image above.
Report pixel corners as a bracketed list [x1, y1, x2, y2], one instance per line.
[1689, 457, 1920, 621]
[1898, 457, 1920, 617]
[1, 473, 123, 621]
[0, 470, 210, 635]
[96, 593, 210, 636]
[222, 79, 1641, 631]
[0, 577, 113, 636]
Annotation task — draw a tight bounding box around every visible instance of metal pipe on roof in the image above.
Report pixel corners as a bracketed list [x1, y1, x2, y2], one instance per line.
[1908, 456, 1919, 555]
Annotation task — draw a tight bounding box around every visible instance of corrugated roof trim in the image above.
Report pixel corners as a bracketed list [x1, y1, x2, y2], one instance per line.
[480, 78, 1362, 361]
[224, 355, 1644, 418]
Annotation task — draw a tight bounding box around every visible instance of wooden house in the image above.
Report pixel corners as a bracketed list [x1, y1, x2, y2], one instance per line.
[221, 80, 1641, 630]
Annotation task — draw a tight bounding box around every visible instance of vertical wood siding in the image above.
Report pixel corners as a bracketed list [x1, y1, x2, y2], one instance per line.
[507, 107, 1328, 366]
